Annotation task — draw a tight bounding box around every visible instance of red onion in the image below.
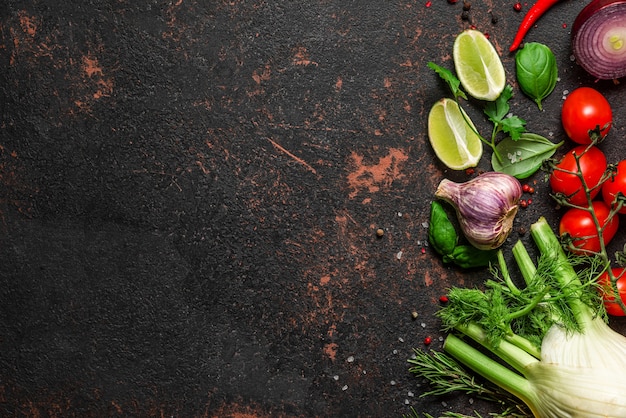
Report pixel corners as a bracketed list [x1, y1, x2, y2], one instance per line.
[572, 0, 626, 80]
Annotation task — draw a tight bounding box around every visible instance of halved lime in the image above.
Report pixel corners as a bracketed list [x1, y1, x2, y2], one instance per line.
[453, 30, 506, 101]
[428, 98, 482, 170]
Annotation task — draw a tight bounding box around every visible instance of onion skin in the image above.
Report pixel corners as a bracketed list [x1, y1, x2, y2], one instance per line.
[572, 0, 626, 80]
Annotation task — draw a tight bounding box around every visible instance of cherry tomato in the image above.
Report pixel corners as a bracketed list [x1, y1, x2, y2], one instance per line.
[602, 160, 626, 214]
[561, 87, 612, 145]
[597, 268, 626, 316]
[559, 200, 619, 255]
[549, 145, 607, 206]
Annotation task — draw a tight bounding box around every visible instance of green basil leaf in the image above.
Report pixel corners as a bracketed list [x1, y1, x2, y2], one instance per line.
[491, 132, 563, 179]
[515, 42, 558, 110]
[442, 245, 497, 269]
[428, 201, 458, 256]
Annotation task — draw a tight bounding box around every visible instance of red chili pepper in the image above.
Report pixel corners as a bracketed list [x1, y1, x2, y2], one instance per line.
[509, 0, 562, 52]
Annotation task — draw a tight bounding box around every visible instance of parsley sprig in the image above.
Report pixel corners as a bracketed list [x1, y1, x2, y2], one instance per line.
[484, 85, 526, 142]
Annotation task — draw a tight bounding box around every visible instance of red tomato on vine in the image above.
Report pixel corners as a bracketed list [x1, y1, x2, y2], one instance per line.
[597, 268, 626, 316]
[561, 87, 612, 145]
[559, 200, 618, 255]
[602, 160, 626, 214]
[549, 145, 607, 206]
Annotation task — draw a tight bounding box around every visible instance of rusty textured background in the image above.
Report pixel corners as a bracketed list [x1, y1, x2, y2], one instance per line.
[2, 0, 626, 416]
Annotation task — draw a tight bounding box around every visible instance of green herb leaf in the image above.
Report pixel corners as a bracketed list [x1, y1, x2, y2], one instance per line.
[484, 85, 526, 141]
[515, 42, 558, 110]
[443, 245, 497, 269]
[485, 85, 513, 122]
[498, 115, 527, 141]
[428, 201, 458, 256]
[491, 132, 563, 179]
[428, 61, 468, 101]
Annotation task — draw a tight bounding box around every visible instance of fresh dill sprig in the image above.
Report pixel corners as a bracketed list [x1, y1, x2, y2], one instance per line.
[436, 243, 603, 352]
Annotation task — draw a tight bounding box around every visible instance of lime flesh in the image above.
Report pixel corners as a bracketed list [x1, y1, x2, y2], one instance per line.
[453, 30, 506, 101]
[428, 98, 483, 170]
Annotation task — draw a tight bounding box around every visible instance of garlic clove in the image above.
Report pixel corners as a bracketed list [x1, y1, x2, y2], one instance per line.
[435, 172, 523, 250]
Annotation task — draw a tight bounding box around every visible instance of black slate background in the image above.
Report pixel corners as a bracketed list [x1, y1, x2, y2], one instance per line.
[2, 0, 626, 417]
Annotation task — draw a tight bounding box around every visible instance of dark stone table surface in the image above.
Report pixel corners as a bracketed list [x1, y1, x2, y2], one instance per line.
[2, 0, 626, 416]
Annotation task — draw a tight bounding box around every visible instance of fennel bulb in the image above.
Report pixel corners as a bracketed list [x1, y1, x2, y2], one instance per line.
[410, 217, 626, 417]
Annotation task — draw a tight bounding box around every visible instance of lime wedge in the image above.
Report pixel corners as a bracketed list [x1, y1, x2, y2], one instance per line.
[453, 30, 506, 101]
[428, 98, 483, 170]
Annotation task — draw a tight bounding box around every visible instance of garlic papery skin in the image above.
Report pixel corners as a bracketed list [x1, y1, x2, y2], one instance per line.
[435, 172, 523, 250]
